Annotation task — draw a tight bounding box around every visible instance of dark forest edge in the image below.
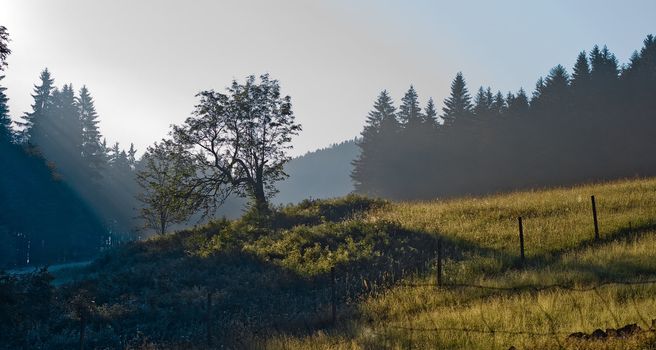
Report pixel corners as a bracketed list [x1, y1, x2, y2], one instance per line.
[352, 35, 656, 199]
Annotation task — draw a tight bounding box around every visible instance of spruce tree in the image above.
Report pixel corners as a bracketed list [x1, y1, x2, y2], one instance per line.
[571, 51, 590, 89]
[491, 91, 506, 117]
[77, 86, 105, 179]
[398, 85, 422, 128]
[591, 46, 618, 77]
[0, 25, 9, 70]
[473, 87, 490, 118]
[530, 77, 546, 110]
[19, 69, 55, 144]
[508, 88, 529, 117]
[352, 90, 398, 195]
[423, 97, 439, 128]
[0, 75, 11, 143]
[538, 65, 570, 112]
[127, 143, 137, 168]
[441, 72, 472, 126]
[54, 84, 83, 164]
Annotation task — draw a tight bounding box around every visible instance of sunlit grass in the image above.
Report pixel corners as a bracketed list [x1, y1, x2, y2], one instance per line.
[260, 177, 656, 349]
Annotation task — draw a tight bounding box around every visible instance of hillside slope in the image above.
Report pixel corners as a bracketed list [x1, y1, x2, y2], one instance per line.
[4, 177, 656, 349]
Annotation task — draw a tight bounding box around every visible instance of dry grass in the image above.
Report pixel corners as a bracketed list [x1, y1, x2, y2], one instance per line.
[260, 177, 656, 349]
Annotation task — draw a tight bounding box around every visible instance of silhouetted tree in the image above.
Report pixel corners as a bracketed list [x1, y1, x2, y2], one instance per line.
[351, 90, 398, 196]
[473, 87, 491, 118]
[0, 25, 10, 70]
[172, 74, 301, 215]
[127, 143, 137, 168]
[571, 51, 591, 90]
[398, 85, 422, 129]
[423, 97, 439, 128]
[441, 72, 472, 126]
[137, 140, 198, 235]
[76, 86, 105, 179]
[507, 88, 529, 117]
[19, 69, 54, 145]
[0, 75, 11, 143]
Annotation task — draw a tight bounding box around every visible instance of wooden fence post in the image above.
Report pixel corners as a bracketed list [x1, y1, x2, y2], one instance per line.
[518, 217, 525, 262]
[591, 195, 600, 241]
[436, 238, 443, 287]
[331, 267, 336, 325]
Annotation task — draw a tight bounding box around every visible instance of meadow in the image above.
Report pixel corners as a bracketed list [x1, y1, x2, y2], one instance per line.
[262, 177, 656, 349]
[3, 177, 656, 349]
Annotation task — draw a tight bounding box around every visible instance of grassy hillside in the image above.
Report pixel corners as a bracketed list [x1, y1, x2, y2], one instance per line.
[3, 177, 656, 349]
[265, 178, 656, 349]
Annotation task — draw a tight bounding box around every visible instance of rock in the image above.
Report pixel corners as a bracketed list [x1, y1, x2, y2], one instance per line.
[590, 329, 607, 339]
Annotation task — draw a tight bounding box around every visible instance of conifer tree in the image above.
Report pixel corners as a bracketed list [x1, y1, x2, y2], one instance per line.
[571, 51, 591, 89]
[423, 97, 439, 128]
[491, 91, 506, 117]
[0, 75, 11, 143]
[473, 87, 490, 118]
[0, 25, 9, 70]
[530, 77, 545, 110]
[398, 85, 422, 128]
[507, 88, 529, 117]
[109, 142, 121, 166]
[19, 69, 54, 144]
[532, 65, 570, 116]
[590, 45, 619, 81]
[54, 84, 83, 162]
[352, 90, 398, 195]
[441, 72, 472, 126]
[127, 143, 137, 168]
[77, 86, 105, 178]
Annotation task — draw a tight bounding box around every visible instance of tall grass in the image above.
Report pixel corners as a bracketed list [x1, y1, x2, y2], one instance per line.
[261, 178, 656, 349]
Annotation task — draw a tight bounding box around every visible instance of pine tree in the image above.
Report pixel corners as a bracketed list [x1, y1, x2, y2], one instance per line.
[77, 86, 105, 179]
[571, 51, 590, 89]
[54, 84, 83, 161]
[127, 143, 137, 168]
[590, 45, 619, 82]
[473, 87, 491, 118]
[19, 69, 54, 144]
[491, 91, 506, 117]
[423, 98, 439, 128]
[530, 77, 545, 110]
[441, 72, 472, 126]
[0, 25, 9, 71]
[0, 75, 11, 143]
[352, 90, 398, 195]
[109, 142, 121, 166]
[398, 85, 422, 128]
[507, 88, 529, 117]
[538, 65, 570, 112]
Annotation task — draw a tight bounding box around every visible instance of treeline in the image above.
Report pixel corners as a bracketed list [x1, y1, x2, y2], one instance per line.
[353, 35, 656, 200]
[0, 68, 140, 267]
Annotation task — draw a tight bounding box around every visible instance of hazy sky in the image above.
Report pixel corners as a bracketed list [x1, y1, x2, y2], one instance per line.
[1, 0, 654, 156]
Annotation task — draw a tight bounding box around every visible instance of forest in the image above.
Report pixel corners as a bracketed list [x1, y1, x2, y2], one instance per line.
[353, 36, 656, 200]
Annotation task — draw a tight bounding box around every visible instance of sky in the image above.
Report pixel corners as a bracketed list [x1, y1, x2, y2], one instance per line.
[1, 0, 654, 156]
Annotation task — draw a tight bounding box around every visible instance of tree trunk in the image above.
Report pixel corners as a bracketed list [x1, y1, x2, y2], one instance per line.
[252, 178, 268, 215]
